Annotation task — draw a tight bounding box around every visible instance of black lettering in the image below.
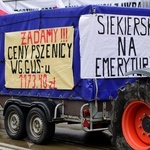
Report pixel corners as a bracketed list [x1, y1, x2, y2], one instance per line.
[103, 58, 109, 76]
[140, 18, 147, 36]
[114, 3, 119, 6]
[31, 45, 35, 59]
[36, 59, 41, 73]
[52, 44, 58, 58]
[117, 58, 124, 76]
[25, 60, 29, 74]
[18, 60, 22, 74]
[97, 15, 105, 34]
[18, 46, 24, 59]
[45, 65, 50, 74]
[60, 43, 65, 58]
[134, 17, 140, 35]
[117, 17, 123, 35]
[46, 44, 50, 58]
[10, 60, 17, 74]
[130, 57, 136, 70]
[13, 46, 17, 59]
[123, 58, 130, 72]
[8, 47, 12, 60]
[67, 43, 72, 58]
[127, 17, 132, 35]
[30, 60, 36, 73]
[129, 37, 136, 56]
[35, 45, 41, 59]
[118, 37, 126, 56]
[138, 2, 141, 7]
[132, 2, 137, 7]
[110, 16, 115, 35]
[107, 15, 109, 34]
[110, 58, 115, 76]
[96, 58, 101, 77]
[143, 57, 148, 68]
[41, 45, 45, 58]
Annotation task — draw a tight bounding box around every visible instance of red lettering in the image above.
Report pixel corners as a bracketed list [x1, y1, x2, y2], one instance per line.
[49, 77, 57, 89]
[53, 29, 58, 42]
[40, 30, 47, 43]
[28, 32, 33, 44]
[21, 32, 26, 45]
[20, 29, 58, 45]
[34, 30, 39, 44]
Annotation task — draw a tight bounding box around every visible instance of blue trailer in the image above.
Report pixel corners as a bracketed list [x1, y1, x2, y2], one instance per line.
[1, 5, 150, 150]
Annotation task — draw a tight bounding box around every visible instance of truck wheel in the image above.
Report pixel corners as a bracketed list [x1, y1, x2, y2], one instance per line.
[4, 105, 26, 140]
[110, 80, 150, 150]
[26, 107, 55, 144]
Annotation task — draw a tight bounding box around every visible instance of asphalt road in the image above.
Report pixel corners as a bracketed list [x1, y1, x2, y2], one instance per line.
[0, 107, 116, 150]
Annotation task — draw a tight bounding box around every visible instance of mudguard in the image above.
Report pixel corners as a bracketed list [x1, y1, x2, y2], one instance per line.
[3, 98, 56, 122]
[125, 68, 150, 77]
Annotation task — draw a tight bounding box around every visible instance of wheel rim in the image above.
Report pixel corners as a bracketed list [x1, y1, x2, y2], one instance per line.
[8, 111, 20, 134]
[122, 100, 150, 150]
[29, 114, 43, 138]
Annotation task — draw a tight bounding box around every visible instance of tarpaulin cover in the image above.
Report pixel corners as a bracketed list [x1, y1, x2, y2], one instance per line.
[0, 5, 149, 101]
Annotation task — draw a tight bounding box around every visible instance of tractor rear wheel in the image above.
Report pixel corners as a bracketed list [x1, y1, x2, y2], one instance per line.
[110, 80, 150, 150]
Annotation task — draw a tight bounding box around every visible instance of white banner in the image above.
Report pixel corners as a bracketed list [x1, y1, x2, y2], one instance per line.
[79, 14, 150, 78]
[66, 0, 143, 7]
[0, 0, 15, 14]
[3, 0, 150, 12]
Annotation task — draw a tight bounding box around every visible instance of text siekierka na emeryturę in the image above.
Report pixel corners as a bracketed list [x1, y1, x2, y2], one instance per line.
[5, 27, 74, 89]
[95, 14, 150, 78]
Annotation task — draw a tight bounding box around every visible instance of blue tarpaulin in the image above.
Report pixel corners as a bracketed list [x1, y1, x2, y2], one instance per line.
[0, 5, 148, 101]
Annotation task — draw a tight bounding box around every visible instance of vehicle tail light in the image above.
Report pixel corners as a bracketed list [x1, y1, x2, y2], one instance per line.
[83, 109, 90, 117]
[83, 118, 90, 128]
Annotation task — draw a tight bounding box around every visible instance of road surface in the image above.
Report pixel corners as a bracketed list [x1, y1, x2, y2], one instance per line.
[0, 106, 116, 150]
